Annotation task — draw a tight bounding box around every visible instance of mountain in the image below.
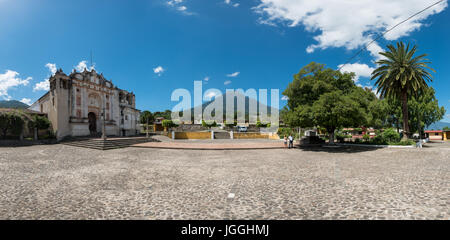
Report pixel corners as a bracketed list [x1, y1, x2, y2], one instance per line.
[0, 100, 29, 109]
[426, 121, 450, 130]
[176, 92, 278, 121]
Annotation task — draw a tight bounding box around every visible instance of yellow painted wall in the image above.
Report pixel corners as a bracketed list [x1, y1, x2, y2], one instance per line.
[444, 132, 449, 141]
[234, 133, 269, 139]
[174, 132, 211, 139]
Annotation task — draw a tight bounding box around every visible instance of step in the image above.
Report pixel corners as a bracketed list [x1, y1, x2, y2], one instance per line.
[60, 137, 158, 150]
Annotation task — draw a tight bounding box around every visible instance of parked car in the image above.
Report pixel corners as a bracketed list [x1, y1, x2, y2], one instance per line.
[237, 126, 248, 132]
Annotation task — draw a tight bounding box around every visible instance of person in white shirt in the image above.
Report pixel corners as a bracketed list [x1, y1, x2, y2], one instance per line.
[288, 135, 294, 149]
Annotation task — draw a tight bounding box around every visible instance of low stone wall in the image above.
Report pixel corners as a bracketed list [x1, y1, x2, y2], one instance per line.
[165, 131, 279, 140]
[173, 124, 209, 132]
[0, 139, 57, 147]
[234, 132, 273, 139]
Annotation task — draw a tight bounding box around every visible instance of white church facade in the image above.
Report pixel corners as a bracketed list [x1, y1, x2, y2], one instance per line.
[29, 68, 140, 140]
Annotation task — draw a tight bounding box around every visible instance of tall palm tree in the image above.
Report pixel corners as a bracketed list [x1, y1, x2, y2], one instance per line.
[371, 42, 434, 140]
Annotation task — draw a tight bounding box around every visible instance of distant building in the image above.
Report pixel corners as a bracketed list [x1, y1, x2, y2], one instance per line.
[425, 130, 449, 141]
[29, 69, 140, 140]
[153, 117, 165, 132]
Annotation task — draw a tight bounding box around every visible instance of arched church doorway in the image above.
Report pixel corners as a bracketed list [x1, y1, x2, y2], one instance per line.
[88, 112, 97, 135]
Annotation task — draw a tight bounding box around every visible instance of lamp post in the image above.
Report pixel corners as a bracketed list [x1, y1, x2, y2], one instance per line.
[146, 117, 149, 138]
[101, 106, 107, 140]
[417, 111, 422, 148]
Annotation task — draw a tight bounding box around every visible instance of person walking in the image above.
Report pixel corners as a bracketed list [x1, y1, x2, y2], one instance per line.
[288, 134, 294, 149]
[283, 135, 288, 148]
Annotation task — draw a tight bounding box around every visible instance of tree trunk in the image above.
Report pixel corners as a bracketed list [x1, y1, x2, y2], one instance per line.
[401, 90, 409, 140]
[34, 128, 38, 141]
[328, 129, 335, 145]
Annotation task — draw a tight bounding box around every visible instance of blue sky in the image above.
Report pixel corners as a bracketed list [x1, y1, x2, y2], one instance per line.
[0, 0, 449, 121]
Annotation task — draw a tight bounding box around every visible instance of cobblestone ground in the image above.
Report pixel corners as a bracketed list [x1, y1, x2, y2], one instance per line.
[0, 141, 448, 219]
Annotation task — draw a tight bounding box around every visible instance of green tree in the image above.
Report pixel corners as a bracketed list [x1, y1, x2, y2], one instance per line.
[32, 115, 51, 130]
[8, 113, 25, 138]
[282, 62, 357, 128]
[140, 111, 154, 124]
[153, 110, 172, 120]
[140, 110, 154, 132]
[282, 62, 380, 144]
[162, 119, 176, 130]
[311, 91, 366, 144]
[407, 87, 445, 135]
[371, 42, 434, 139]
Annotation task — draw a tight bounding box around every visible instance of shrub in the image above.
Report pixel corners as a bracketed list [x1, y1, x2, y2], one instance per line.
[363, 133, 370, 142]
[0, 113, 8, 139]
[391, 139, 415, 146]
[381, 128, 400, 143]
[256, 120, 270, 128]
[336, 132, 352, 142]
[201, 120, 217, 128]
[372, 135, 387, 145]
[277, 128, 298, 139]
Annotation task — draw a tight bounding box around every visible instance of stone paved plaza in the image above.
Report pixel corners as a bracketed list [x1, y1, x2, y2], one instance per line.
[0, 140, 449, 219]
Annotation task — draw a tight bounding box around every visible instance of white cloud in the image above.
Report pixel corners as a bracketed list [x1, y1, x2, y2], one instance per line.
[167, 0, 194, 15]
[20, 98, 32, 105]
[204, 76, 210, 81]
[153, 66, 165, 76]
[225, 0, 239, 7]
[33, 81, 50, 92]
[75, 60, 94, 72]
[224, 80, 232, 85]
[34, 63, 58, 92]
[0, 70, 31, 99]
[281, 96, 289, 101]
[226, 72, 240, 77]
[167, 0, 183, 6]
[338, 63, 375, 82]
[254, 0, 447, 59]
[45, 63, 57, 75]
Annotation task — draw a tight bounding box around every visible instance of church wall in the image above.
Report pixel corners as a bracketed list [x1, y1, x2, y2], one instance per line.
[53, 76, 72, 140]
[71, 123, 90, 137]
[30, 69, 141, 140]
